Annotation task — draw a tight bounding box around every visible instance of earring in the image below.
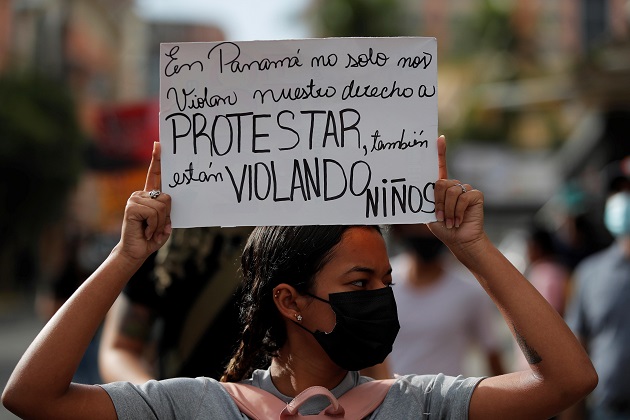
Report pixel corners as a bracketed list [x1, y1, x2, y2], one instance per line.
[295, 314, 303, 322]
[274, 290, 280, 298]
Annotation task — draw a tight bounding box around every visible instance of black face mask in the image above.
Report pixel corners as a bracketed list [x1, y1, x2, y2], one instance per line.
[295, 287, 400, 371]
[404, 236, 444, 262]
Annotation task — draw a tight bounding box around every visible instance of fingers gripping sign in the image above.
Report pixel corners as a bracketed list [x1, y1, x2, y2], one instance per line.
[428, 136, 485, 252]
[121, 142, 172, 261]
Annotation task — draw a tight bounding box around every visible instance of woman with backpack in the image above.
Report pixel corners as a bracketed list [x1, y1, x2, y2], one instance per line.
[2, 137, 597, 419]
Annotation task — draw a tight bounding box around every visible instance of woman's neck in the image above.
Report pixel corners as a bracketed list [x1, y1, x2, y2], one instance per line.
[269, 345, 347, 396]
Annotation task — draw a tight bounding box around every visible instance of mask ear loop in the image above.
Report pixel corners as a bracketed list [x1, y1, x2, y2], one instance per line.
[306, 292, 331, 304]
[302, 292, 337, 334]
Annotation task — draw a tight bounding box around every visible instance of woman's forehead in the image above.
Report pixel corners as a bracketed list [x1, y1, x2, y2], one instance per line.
[327, 227, 389, 266]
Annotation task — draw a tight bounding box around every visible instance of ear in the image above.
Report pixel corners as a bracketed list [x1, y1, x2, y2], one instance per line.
[272, 283, 304, 322]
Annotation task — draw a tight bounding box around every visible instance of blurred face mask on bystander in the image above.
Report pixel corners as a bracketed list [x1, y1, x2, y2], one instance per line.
[604, 192, 630, 237]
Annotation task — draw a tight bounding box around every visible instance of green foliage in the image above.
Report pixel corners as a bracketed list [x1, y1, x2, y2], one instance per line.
[452, 0, 516, 58]
[310, 0, 416, 38]
[0, 74, 85, 244]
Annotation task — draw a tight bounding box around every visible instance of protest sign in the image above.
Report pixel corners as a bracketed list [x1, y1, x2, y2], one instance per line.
[159, 37, 438, 227]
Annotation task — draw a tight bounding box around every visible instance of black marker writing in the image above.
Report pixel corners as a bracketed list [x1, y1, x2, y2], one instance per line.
[311, 53, 338, 67]
[253, 78, 336, 104]
[343, 79, 418, 100]
[300, 109, 361, 149]
[370, 129, 428, 152]
[208, 42, 303, 74]
[397, 52, 433, 69]
[365, 179, 435, 218]
[167, 87, 237, 112]
[164, 45, 203, 77]
[224, 158, 371, 204]
[345, 48, 389, 68]
[165, 108, 362, 156]
[169, 162, 223, 188]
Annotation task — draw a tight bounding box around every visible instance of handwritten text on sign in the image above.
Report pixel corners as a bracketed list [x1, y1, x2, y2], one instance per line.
[160, 37, 438, 227]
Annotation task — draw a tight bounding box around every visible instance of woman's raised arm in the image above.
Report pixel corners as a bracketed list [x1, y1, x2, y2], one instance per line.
[429, 136, 597, 420]
[1, 143, 172, 420]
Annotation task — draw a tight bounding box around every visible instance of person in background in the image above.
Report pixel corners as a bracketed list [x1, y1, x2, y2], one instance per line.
[552, 182, 610, 272]
[513, 223, 570, 372]
[563, 157, 630, 420]
[367, 223, 504, 378]
[99, 225, 252, 383]
[524, 225, 570, 316]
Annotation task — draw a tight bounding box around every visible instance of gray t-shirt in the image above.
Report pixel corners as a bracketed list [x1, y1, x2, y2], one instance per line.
[565, 242, 630, 407]
[101, 369, 483, 419]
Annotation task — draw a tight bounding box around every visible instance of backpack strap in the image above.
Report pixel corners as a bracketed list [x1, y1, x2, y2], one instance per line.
[281, 386, 344, 418]
[221, 378, 396, 419]
[221, 382, 287, 420]
[336, 378, 396, 418]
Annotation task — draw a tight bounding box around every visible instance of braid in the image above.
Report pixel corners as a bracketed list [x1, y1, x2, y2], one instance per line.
[221, 302, 279, 382]
[221, 327, 255, 382]
[222, 233, 282, 382]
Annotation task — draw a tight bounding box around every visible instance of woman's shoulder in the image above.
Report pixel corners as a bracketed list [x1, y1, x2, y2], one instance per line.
[100, 377, 244, 419]
[372, 374, 484, 418]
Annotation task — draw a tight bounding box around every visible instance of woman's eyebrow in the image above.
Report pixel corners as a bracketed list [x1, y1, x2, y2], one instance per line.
[344, 266, 393, 276]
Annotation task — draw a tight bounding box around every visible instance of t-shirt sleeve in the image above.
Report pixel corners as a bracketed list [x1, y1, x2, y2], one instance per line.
[100, 377, 245, 419]
[376, 373, 483, 419]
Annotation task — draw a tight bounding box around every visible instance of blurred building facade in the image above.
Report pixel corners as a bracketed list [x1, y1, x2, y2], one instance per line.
[412, 0, 630, 240]
[1, 0, 629, 289]
[0, 0, 225, 292]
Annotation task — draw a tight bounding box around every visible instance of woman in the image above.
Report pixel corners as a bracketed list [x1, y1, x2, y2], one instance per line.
[2, 137, 597, 419]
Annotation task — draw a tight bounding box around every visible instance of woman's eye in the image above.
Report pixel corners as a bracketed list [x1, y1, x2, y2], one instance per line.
[351, 280, 367, 287]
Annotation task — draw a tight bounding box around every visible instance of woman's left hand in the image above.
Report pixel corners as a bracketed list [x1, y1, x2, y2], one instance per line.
[118, 142, 172, 262]
[428, 136, 487, 256]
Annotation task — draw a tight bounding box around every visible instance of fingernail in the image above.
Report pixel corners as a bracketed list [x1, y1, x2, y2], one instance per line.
[165, 224, 172, 234]
[446, 218, 453, 229]
[436, 210, 444, 222]
[455, 218, 460, 228]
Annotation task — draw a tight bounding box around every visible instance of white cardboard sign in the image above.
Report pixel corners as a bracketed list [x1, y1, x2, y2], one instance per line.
[159, 37, 438, 227]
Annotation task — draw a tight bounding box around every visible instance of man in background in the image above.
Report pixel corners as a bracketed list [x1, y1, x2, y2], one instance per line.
[564, 158, 630, 419]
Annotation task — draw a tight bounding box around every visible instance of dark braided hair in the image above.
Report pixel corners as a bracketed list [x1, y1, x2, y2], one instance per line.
[221, 225, 381, 382]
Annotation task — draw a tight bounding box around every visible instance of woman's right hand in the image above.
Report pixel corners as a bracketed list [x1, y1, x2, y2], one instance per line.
[118, 142, 172, 261]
